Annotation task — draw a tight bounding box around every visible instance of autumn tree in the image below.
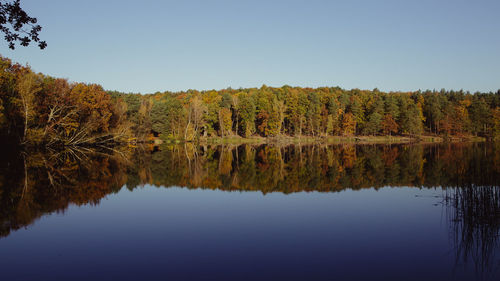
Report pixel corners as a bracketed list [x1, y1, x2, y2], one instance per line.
[381, 114, 398, 136]
[112, 93, 149, 139]
[326, 96, 341, 135]
[68, 83, 114, 134]
[201, 90, 222, 136]
[219, 107, 232, 136]
[15, 70, 41, 141]
[1, 54, 499, 146]
[187, 95, 207, 138]
[493, 107, 500, 140]
[238, 93, 255, 137]
[341, 112, 356, 136]
[348, 94, 364, 134]
[306, 92, 321, 136]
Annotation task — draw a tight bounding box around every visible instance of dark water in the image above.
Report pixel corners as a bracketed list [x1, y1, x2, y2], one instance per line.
[0, 143, 499, 281]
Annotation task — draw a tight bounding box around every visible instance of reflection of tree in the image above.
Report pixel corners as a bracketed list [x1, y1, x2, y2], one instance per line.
[0, 147, 131, 238]
[0, 143, 499, 240]
[125, 143, 497, 195]
[445, 185, 500, 279]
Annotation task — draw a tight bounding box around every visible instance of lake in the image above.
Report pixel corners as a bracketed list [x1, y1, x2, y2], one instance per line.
[0, 143, 499, 281]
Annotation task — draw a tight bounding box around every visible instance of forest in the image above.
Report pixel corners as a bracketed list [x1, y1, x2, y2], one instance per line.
[1, 55, 499, 147]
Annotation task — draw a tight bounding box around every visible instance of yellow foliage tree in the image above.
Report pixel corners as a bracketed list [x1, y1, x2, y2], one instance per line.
[341, 112, 356, 136]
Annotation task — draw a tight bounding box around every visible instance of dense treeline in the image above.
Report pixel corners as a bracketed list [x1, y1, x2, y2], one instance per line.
[112, 85, 500, 141]
[0, 56, 131, 146]
[1, 55, 500, 146]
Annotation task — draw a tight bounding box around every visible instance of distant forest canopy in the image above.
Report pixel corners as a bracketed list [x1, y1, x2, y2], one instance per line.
[1, 55, 499, 146]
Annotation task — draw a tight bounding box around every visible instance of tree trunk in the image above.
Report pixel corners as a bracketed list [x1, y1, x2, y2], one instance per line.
[22, 96, 29, 142]
[184, 120, 191, 140]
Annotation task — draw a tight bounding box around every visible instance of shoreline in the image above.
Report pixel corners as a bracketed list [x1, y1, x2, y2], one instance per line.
[157, 135, 487, 145]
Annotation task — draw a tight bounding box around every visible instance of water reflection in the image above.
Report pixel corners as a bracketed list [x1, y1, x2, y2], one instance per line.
[445, 185, 500, 278]
[128, 143, 499, 193]
[0, 147, 128, 238]
[0, 143, 499, 277]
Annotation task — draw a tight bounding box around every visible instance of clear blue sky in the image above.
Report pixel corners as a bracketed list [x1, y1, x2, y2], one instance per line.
[1, 0, 499, 93]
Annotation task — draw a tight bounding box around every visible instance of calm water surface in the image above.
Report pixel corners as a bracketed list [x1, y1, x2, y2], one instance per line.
[0, 143, 499, 281]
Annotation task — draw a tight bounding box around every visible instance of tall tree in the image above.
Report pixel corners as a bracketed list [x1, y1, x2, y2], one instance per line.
[470, 97, 491, 136]
[15, 70, 40, 141]
[381, 114, 398, 136]
[238, 93, 255, 138]
[341, 112, 356, 136]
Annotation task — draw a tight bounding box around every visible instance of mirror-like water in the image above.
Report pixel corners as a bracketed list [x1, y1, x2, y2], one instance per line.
[0, 143, 499, 281]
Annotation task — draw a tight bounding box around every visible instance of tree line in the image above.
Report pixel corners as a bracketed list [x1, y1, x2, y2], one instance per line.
[0, 56, 130, 146]
[113, 85, 500, 141]
[1, 55, 500, 147]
